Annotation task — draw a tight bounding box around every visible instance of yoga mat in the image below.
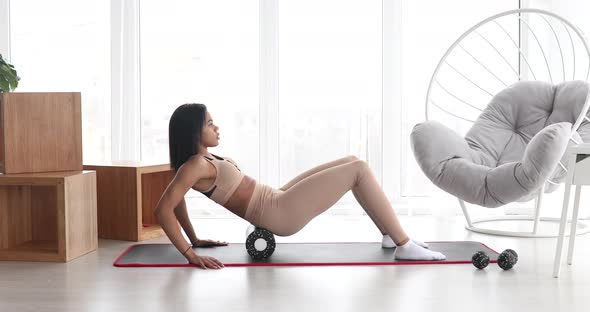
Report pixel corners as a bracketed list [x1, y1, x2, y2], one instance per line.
[114, 241, 499, 267]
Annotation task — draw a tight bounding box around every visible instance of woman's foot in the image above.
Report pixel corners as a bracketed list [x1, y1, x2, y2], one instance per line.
[381, 235, 429, 249]
[393, 240, 446, 260]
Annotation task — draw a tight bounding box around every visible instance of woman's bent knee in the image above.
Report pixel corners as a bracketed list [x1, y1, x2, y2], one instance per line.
[351, 159, 369, 169]
[347, 155, 359, 162]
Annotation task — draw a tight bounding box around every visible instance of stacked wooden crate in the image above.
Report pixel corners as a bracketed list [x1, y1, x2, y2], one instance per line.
[0, 93, 97, 262]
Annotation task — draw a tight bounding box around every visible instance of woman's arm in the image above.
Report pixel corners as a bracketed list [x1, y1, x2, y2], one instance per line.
[175, 198, 229, 248]
[154, 162, 198, 256]
[154, 159, 223, 269]
[174, 198, 199, 245]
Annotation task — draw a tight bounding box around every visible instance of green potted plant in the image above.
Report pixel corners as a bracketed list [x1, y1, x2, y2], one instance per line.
[0, 54, 19, 92]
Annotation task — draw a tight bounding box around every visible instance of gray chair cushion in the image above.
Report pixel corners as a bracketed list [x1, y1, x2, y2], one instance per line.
[411, 80, 590, 208]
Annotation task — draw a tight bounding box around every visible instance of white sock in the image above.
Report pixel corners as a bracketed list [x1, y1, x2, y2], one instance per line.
[246, 225, 256, 237]
[381, 235, 429, 249]
[393, 239, 446, 261]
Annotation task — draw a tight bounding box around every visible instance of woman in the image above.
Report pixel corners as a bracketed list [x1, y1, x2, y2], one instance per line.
[154, 103, 446, 269]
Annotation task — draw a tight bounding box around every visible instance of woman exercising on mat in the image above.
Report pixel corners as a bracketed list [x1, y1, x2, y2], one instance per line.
[154, 103, 446, 269]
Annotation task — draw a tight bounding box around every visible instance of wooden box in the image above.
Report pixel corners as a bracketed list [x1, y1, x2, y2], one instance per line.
[0, 171, 97, 262]
[83, 162, 174, 241]
[0, 92, 82, 174]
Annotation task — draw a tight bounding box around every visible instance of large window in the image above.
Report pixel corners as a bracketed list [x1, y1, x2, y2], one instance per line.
[5, 0, 550, 217]
[140, 0, 260, 179]
[9, 0, 111, 164]
[278, 0, 382, 206]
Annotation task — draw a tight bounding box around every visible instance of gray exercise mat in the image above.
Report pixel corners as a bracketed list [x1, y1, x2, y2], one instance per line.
[114, 241, 499, 267]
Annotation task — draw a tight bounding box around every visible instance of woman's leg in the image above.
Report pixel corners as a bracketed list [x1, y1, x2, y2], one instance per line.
[279, 155, 389, 235]
[279, 155, 357, 191]
[352, 186, 428, 248]
[266, 159, 445, 260]
[274, 160, 406, 240]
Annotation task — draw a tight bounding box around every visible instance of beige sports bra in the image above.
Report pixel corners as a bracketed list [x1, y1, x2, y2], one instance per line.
[199, 154, 245, 206]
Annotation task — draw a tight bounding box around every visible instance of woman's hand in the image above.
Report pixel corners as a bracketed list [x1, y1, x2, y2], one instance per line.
[192, 238, 229, 248]
[188, 253, 225, 269]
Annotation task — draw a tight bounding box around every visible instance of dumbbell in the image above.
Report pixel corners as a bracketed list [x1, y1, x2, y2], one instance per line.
[497, 249, 518, 270]
[471, 251, 490, 269]
[471, 249, 518, 270]
[245, 225, 276, 260]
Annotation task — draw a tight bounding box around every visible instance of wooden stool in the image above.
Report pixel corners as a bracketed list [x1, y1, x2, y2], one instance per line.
[83, 162, 174, 241]
[0, 171, 97, 262]
[0, 92, 82, 174]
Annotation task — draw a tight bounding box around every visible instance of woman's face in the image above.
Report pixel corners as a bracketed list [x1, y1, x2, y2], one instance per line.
[201, 111, 220, 147]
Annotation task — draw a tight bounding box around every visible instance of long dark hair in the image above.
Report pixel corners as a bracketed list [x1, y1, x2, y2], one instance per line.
[169, 103, 207, 172]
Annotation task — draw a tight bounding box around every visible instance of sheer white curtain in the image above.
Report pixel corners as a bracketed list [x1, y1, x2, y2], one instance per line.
[525, 0, 590, 37]
[140, 0, 259, 171]
[111, 0, 141, 162]
[277, 0, 383, 211]
[139, 0, 260, 212]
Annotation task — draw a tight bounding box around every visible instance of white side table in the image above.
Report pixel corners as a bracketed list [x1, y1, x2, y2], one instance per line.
[553, 143, 590, 277]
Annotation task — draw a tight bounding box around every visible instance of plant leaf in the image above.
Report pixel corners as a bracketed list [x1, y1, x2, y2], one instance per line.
[0, 56, 18, 92]
[0, 65, 18, 90]
[0, 75, 10, 92]
[8, 75, 18, 90]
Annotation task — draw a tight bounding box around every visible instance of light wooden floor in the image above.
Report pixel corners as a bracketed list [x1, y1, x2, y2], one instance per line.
[1, 215, 590, 312]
